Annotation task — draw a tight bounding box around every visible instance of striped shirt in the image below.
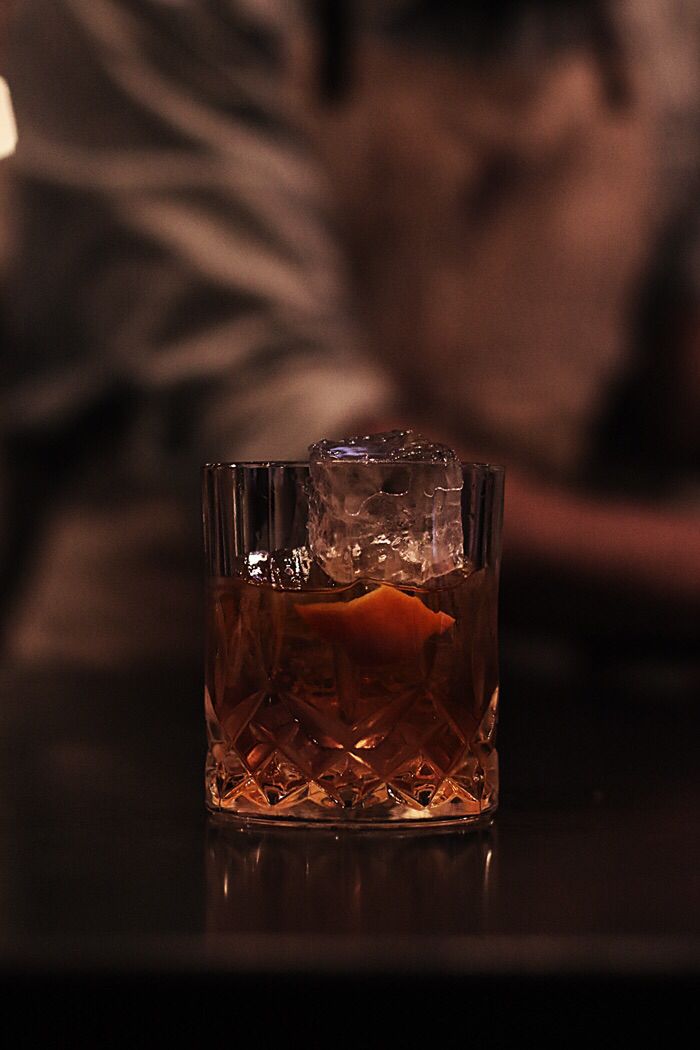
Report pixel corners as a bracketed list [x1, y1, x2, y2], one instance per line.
[2, 0, 392, 476]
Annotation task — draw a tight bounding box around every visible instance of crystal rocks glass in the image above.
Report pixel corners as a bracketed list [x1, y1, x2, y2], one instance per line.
[203, 460, 504, 829]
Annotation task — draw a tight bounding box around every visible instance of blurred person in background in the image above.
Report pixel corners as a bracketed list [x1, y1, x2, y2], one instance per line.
[317, 0, 700, 668]
[0, 0, 391, 667]
[0, 0, 698, 671]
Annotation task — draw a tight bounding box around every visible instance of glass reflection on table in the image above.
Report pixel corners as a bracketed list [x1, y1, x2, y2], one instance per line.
[206, 817, 496, 936]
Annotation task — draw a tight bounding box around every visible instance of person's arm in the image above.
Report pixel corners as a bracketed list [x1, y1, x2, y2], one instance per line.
[502, 469, 700, 604]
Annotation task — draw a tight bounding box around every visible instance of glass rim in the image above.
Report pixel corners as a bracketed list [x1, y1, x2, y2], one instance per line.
[203, 460, 505, 473]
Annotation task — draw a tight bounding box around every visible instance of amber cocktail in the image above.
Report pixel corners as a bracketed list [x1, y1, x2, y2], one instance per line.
[203, 434, 503, 829]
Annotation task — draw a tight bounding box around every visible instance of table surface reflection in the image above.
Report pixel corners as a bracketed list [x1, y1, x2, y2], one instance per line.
[0, 658, 698, 981]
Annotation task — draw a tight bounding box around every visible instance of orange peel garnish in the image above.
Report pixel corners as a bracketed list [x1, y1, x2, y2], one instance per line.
[295, 585, 455, 665]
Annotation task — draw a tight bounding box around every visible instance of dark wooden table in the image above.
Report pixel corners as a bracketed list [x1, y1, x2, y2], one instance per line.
[0, 653, 697, 1042]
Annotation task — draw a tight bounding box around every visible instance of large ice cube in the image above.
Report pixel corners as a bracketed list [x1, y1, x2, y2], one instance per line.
[307, 430, 464, 585]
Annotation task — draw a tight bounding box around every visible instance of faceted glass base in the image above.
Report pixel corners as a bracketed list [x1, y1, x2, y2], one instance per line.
[205, 737, 498, 830]
[206, 803, 496, 832]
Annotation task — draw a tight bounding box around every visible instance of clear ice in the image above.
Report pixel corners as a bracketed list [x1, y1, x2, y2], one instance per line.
[307, 430, 465, 586]
[240, 547, 320, 590]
